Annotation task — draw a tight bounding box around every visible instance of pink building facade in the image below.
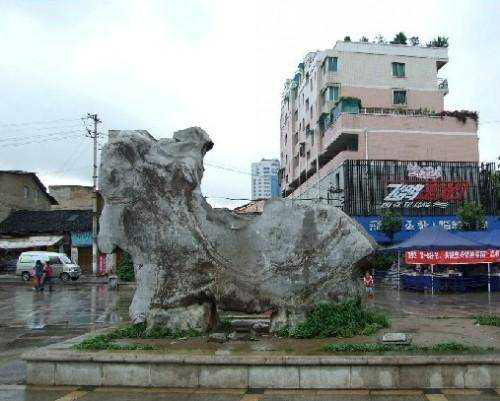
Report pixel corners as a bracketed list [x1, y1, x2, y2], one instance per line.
[279, 41, 479, 200]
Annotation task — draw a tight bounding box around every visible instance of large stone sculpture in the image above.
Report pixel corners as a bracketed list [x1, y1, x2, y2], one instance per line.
[98, 128, 376, 333]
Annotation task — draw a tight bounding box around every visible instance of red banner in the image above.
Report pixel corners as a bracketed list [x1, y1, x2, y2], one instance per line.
[405, 249, 500, 265]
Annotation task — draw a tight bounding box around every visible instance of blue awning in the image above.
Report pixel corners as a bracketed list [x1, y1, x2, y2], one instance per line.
[383, 226, 484, 252]
[455, 229, 500, 249]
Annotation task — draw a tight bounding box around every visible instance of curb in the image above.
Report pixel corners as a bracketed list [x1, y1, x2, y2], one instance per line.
[22, 334, 500, 389]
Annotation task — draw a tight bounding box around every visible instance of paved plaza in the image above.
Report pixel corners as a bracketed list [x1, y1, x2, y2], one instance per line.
[0, 386, 499, 401]
[0, 282, 499, 400]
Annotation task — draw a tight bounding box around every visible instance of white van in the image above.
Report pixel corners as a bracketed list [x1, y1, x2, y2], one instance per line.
[16, 251, 80, 282]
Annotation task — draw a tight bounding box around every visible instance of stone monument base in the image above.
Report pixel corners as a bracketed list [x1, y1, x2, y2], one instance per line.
[23, 330, 500, 390]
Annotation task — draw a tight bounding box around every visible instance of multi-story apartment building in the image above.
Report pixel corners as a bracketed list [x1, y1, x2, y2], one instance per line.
[251, 159, 280, 200]
[279, 41, 479, 205]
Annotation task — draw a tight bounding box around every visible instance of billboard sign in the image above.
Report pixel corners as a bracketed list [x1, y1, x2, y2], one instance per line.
[380, 181, 469, 210]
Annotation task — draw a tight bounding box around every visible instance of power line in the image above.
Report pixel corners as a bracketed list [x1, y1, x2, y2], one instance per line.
[0, 128, 86, 144]
[0, 117, 83, 128]
[205, 161, 252, 176]
[0, 122, 85, 135]
[0, 130, 85, 148]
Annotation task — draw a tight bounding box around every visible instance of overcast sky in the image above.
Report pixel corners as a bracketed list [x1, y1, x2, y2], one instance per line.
[1, 0, 498, 208]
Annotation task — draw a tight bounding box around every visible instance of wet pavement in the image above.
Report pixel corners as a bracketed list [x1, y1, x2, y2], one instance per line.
[372, 286, 500, 318]
[0, 283, 499, 400]
[0, 387, 499, 401]
[0, 283, 133, 385]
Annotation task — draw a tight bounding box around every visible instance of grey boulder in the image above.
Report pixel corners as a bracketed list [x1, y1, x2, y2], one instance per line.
[98, 128, 375, 334]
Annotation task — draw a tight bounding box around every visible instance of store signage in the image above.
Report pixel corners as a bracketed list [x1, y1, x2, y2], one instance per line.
[405, 249, 500, 265]
[407, 164, 442, 180]
[380, 181, 469, 209]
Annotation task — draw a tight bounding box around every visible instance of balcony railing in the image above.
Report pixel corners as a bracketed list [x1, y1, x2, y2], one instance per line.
[438, 78, 449, 94]
[359, 107, 440, 116]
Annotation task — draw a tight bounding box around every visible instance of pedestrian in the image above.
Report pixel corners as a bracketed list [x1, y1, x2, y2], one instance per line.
[42, 261, 54, 292]
[34, 260, 44, 291]
[363, 270, 374, 297]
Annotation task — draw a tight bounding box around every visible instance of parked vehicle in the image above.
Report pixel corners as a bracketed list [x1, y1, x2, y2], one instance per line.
[0, 258, 17, 274]
[16, 251, 80, 282]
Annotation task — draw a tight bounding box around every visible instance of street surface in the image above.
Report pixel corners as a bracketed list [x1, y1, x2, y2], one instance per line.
[0, 387, 499, 401]
[0, 283, 133, 386]
[0, 283, 499, 400]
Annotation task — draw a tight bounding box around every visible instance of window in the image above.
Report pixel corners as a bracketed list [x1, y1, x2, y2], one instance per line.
[393, 90, 407, 105]
[327, 57, 338, 72]
[310, 106, 313, 119]
[306, 151, 310, 160]
[23, 186, 30, 200]
[335, 173, 340, 189]
[392, 62, 405, 78]
[309, 78, 313, 91]
[305, 98, 309, 111]
[325, 86, 339, 103]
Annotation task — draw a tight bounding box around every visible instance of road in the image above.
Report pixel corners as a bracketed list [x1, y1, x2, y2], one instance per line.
[0, 282, 133, 386]
[0, 283, 498, 400]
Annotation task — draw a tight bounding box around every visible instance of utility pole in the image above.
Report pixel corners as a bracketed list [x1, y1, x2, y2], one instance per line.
[86, 113, 102, 275]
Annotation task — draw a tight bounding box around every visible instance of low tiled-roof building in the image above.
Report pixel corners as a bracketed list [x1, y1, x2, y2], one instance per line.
[0, 209, 93, 273]
[0, 170, 58, 222]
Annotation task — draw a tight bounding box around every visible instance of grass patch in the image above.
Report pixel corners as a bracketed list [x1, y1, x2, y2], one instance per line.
[323, 341, 494, 354]
[276, 298, 390, 339]
[218, 318, 232, 334]
[74, 322, 202, 351]
[473, 315, 500, 327]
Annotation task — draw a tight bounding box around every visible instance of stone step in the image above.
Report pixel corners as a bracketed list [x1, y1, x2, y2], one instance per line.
[220, 312, 270, 321]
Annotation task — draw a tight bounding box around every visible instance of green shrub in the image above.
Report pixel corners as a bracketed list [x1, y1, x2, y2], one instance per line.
[323, 342, 493, 354]
[278, 298, 390, 339]
[458, 202, 486, 230]
[473, 315, 500, 327]
[218, 318, 232, 334]
[367, 253, 397, 270]
[379, 210, 402, 243]
[116, 252, 135, 281]
[73, 322, 202, 351]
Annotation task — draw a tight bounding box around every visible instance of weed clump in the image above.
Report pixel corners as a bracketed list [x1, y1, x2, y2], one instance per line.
[473, 315, 500, 327]
[74, 322, 202, 351]
[323, 341, 493, 354]
[276, 298, 390, 339]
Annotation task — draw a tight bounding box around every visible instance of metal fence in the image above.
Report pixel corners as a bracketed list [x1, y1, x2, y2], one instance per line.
[342, 160, 498, 216]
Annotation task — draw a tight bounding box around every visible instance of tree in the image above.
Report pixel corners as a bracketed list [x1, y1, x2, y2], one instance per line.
[360, 36, 369, 42]
[391, 32, 407, 45]
[410, 36, 420, 46]
[344, 36, 351, 42]
[379, 210, 402, 243]
[426, 36, 449, 47]
[374, 34, 386, 44]
[458, 202, 486, 231]
[494, 170, 500, 214]
[116, 252, 135, 281]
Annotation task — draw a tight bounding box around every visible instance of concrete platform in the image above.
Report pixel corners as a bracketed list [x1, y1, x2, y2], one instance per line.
[23, 331, 500, 390]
